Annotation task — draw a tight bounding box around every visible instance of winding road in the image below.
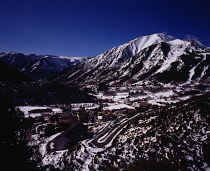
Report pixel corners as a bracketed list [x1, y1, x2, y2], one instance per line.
[90, 111, 149, 148]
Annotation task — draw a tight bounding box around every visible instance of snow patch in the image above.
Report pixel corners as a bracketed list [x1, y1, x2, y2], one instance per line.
[104, 104, 134, 110]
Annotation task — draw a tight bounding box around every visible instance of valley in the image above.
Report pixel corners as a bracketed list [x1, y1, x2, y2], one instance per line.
[1, 33, 210, 170]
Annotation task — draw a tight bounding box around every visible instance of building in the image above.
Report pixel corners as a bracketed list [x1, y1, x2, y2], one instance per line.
[53, 123, 88, 151]
[77, 114, 89, 123]
[140, 102, 150, 109]
[97, 113, 115, 122]
[59, 115, 78, 124]
[135, 102, 150, 112]
[127, 109, 135, 115]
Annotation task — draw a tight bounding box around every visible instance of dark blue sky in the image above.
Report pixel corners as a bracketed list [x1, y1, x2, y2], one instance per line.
[0, 0, 210, 57]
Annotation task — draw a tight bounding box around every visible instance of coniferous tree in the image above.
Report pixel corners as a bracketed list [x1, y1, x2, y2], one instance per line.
[0, 104, 41, 170]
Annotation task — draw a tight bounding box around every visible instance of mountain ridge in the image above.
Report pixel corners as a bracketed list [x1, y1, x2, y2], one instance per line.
[1, 33, 209, 85]
[57, 33, 210, 86]
[0, 51, 89, 80]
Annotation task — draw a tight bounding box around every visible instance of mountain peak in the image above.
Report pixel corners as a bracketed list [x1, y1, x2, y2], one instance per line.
[154, 33, 177, 42]
[58, 33, 210, 86]
[134, 33, 176, 43]
[122, 33, 176, 56]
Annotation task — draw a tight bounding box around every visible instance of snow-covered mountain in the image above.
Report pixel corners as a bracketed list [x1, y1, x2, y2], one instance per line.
[0, 51, 89, 80]
[57, 33, 210, 86]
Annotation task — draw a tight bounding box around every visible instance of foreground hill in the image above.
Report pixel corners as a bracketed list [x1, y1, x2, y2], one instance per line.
[94, 93, 210, 170]
[0, 81, 95, 105]
[57, 33, 210, 86]
[0, 62, 32, 82]
[47, 93, 210, 171]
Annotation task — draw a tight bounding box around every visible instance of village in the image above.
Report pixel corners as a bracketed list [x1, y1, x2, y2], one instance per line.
[18, 100, 154, 152]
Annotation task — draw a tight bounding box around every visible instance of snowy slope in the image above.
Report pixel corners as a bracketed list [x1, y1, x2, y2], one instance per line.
[38, 93, 210, 171]
[0, 51, 89, 80]
[91, 93, 210, 170]
[57, 34, 175, 83]
[58, 33, 210, 86]
[89, 33, 176, 68]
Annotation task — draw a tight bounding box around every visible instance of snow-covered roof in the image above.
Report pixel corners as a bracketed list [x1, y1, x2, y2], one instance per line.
[104, 104, 134, 110]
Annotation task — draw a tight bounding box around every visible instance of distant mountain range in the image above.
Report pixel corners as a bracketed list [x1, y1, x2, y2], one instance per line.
[57, 33, 210, 86]
[0, 51, 89, 80]
[0, 33, 210, 86]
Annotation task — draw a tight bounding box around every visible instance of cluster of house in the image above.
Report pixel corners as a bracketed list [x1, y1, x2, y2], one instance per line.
[26, 102, 151, 125]
[25, 102, 151, 151]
